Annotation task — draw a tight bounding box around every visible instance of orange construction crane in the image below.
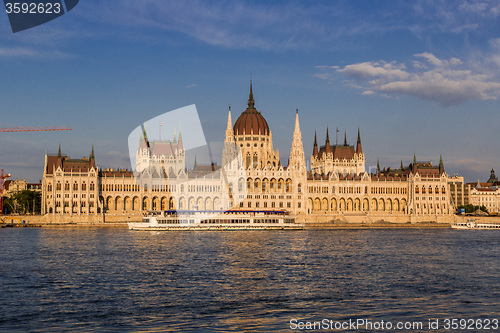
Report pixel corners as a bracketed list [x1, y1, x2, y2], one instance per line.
[0, 124, 70, 212]
[0, 169, 11, 214]
[0, 126, 71, 132]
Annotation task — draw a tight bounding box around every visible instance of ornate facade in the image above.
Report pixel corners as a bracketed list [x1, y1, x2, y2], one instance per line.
[311, 128, 365, 176]
[42, 82, 461, 221]
[466, 169, 500, 214]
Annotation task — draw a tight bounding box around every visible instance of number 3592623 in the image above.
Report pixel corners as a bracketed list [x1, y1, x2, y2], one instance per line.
[5, 2, 62, 14]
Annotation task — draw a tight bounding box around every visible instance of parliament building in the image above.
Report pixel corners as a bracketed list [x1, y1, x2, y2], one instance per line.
[42, 82, 462, 223]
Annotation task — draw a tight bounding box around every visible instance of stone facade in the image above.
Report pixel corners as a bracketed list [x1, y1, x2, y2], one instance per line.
[3, 178, 42, 197]
[42, 82, 463, 222]
[466, 169, 500, 213]
[42, 146, 100, 215]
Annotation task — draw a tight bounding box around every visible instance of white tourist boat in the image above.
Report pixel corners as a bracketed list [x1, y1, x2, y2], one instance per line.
[128, 209, 303, 231]
[452, 219, 500, 230]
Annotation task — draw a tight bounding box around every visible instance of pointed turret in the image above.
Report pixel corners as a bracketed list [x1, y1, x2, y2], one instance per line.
[400, 160, 404, 170]
[178, 124, 183, 150]
[356, 127, 362, 154]
[376, 158, 380, 175]
[289, 109, 306, 170]
[325, 127, 331, 155]
[344, 131, 347, 146]
[56, 144, 63, 169]
[224, 106, 235, 143]
[294, 108, 300, 133]
[90, 144, 96, 169]
[313, 131, 318, 157]
[412, 153, 417, 173]
[439, 154, 444, 175]
[141, 124, 150, 149]
[248, 79, 255, 109]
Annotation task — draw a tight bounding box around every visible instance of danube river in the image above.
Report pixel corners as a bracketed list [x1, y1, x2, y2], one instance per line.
[1, 228, 499, 332]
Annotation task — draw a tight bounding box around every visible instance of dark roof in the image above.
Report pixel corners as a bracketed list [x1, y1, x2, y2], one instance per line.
[3, 180, 12, 190]
[233, 82, 270, 136]
[317, 144, 356, 160]
[46, 155, 96, 175]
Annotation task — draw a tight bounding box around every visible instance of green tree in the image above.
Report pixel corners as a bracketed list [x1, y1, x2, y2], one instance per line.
[457, 204, 489, 214]
[2, 196, 15, 214]
[3, 190, 41, 214]
[480, 205, 489, 213]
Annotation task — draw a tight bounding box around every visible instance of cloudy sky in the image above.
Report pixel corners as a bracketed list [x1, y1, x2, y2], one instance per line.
[1, 0, 500, 183]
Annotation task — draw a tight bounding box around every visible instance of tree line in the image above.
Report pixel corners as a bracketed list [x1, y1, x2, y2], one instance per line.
[2, 190, 41, 214]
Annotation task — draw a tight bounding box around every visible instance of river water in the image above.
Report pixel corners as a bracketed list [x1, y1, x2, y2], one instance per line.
[0, 228, 499, 332]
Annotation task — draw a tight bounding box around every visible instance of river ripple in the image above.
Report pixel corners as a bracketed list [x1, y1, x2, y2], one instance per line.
[0, 228, 499, 332]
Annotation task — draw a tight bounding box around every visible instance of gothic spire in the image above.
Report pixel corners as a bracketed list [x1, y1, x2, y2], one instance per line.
[289, 109, 306, 171]
[56, 143, 63, 169]
[356, 127, 362, 154]
[439, 153, 444, 175]
[224, 106, 234, 143]
[344, 130, 347, 146]
[177, 124, 183, 150]
[325, 127, 331, 154]
[141, 123, 150, 149]
[313, 131, 318, 157]
[294, 108, 300, 133]
[247, 78, 255, 109]
[90, 144, 96, 169]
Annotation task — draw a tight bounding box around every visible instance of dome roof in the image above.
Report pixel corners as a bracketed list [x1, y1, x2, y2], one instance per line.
[233, 82, 270, 136]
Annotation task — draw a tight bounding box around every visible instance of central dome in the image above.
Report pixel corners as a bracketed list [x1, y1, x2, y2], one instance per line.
[233, 82, 270, 136]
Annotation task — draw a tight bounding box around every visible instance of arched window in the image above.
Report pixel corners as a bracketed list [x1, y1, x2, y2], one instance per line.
[246, 153, 251, 169]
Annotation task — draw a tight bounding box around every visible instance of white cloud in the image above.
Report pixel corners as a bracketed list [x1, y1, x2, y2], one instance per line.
[338, 62, 409, 81]
[0, 46, 71, 59]
[319, 53, 500, 106]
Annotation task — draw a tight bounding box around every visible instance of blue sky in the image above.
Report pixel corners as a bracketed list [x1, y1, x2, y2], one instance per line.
[1, 0, 500, 183]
